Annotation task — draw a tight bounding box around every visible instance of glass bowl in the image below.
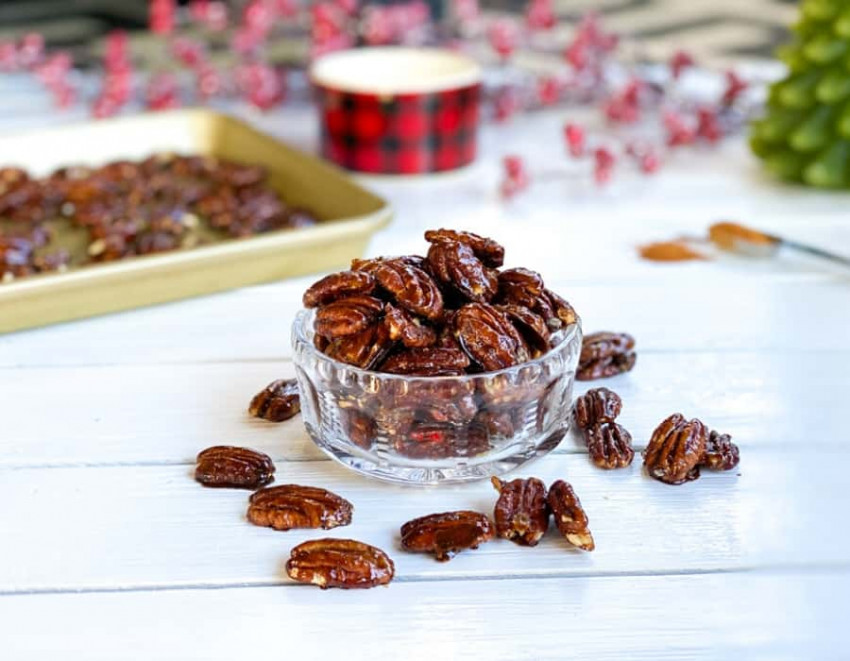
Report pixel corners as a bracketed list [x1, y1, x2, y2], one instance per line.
[291, 309, 582, 485]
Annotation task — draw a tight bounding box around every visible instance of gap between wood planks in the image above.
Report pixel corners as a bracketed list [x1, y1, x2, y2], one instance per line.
[3, 563, 850, 599]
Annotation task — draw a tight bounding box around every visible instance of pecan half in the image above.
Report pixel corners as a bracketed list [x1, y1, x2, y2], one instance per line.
[247, 484, 353, 531]
[643, 413, 708, 485]
[584, 422, 634, 469]
[400, 510, 494, 561]
[248, 379, 301, 422]
[577, 331, 637, 381]
[454, 302, 529, 371]
[547, 480, 595, 551]
[701, 429, 740, 471]
[314, 295, 385, 338]
[573, 387, 623, 429]
[194, 446, 275, 489]
[473, 409, 515, 437]
[496, 268, 546, 309]
[286, 539, 394, 590]
[491, 476, 550, 546]
[424, 228, 505, 267]
[344, 409, 376, 450]
[324, 322, 394, 369]
[427, 240, 498, 303]
[383, 304, 437, 348]
[544, 289, 578, 328]
[303, 270, 377, 308]
[498, 304, 550, 356]
[370, 258, 444, 321]
[380, 347, 470, 376]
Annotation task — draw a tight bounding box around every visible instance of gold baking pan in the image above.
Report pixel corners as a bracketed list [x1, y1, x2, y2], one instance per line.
[0, 109, 392, 333]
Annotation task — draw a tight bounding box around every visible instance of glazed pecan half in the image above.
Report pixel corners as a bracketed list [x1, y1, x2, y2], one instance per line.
[496, 268, 546, 310]
[383, 304, 437, 348]
[324, 322, 394, 370]
[247, 484, 353, 531]
[573, 388, 623, 429]
[643, 413, 708, 485]
[427, 239, 498, 303]
[424, 228, 505, 267]
[701, 429, 740, 471]
[314, 295, 385, 338]
[577, 332, 637, 381]
[400, 511, 494, 561]
[194, 446, 275, 489]
[454, 302, 529, 371]
[286, 539, 394, 590]
[370, 258, 444, 321]
[248, 379, 301, 422]
[547, 480, 595, 551]
[498, 304, 550, 356]
[584, 422, 635, 469]
[380, 347, 470, 376]
[302, 270, 377, 308]
[491, 476, 550, 546]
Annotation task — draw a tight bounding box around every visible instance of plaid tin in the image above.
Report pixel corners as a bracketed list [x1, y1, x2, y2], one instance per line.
[317, 84, 480, 174]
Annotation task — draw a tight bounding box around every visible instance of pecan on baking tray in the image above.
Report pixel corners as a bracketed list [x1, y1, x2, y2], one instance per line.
[248, 378, 301, 422]
[247, 484, 353, 531]
[286, 538, 394, 590]
[547, 480, 595, 551]
[194, 445, 275, 489]
[643, 413, 707, 485]
[491, 476, 550, 546]
[400, 510, 494, 561]
[584, 422, 634, 469]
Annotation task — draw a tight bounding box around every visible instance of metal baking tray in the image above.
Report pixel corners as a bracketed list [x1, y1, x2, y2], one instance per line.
[0, 109, 392, 333]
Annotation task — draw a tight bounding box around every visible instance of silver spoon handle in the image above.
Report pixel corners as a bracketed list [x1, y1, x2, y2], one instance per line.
[780, 238, 850, 269]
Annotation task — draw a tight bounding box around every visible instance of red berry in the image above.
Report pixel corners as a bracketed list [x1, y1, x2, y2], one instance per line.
[696, 107, 722, 142]
[488, 20, 518, 60]
[563, 123, 585, 157]
[669, 50, 694, 80]
[526, 0, 556, 31]
[721, 70, 747, 106]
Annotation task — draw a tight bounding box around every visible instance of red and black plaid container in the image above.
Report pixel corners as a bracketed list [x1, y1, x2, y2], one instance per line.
[311, 48, 482, 175]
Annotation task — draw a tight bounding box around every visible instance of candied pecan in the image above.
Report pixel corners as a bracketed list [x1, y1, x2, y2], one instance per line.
[400, 511, 494, 561]
[544, 289, 578, 328]
[701, 429, 740, 471]
[194, 445, 275, 489]
[573, 388, 623, 429]
[584, 422, 634, 469]
[383, 304, 436, 348]
[286, 538, 394, 590]
[247, 484, 353, 531]
[491, 476, 550, 546]
[577, 332, 637, 381]
[344, 409, 376, 450]
[393, 423, 489, 459]
[427, 240, 498, 303]
[454, 302, 529, 371]
[547, 480, 595, 551]
[380, 347, 470, 376]
[643, 413, 707, 485]
[473, 409, 515, 437]
[324, 322, 394, 369]
[303, 270, 377, 308]
[496, 268, 546, 309]
[498, 304, 550, 356]
[369, 258, 444, 321]
[314, 295, 385, 338]
[424, 229, 505, 267]
[248, 379, 301, 422]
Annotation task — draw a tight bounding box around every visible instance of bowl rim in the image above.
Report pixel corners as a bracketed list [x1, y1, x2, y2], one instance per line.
[292, 308, 582, 382]
[309, 46, 482, 95]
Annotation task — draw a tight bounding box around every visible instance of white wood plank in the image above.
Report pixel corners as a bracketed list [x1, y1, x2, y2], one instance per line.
[3, 570, 846, 660]
[1, 278, 849, 368]
[1, 350, 847, 467]
[1, 452, 846, 593]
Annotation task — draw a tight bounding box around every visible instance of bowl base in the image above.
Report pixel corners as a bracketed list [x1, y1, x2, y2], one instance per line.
[307, 424, 569, 486]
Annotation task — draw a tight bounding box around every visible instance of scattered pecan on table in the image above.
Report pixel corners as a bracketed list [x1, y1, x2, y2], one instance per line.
[573, 387, 623, 429]
[643, 413, 708, 485]
[400, 510, 494, 561]
[248, 378, 301, 422]
[286, 539, 394, 590]
[701, 429, 740, 471]
[584, 422, 635, 469]
[194, 445, 275, 489]
[247, 484, 353, 531]
[547, 480, 595, 551]
[577, 332, 636, 381]
[491, 477, 550, 546]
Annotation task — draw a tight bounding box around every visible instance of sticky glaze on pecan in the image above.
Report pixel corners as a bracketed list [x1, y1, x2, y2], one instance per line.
[424, 228, 505, 267]
[643, 413, 707, 485]
[302, 270, 377, 308]
[547, 480, 595, 551]
[491, 476, 550, 546]
[248, 379, 301, 422]
[314, 295, 385, 338]
[247, 484, 353, 531]
[701, 429, 740, 471]
[584, 422, 634, 469]
[454, 302, 529, 371]
[573, 388, 623, 429]
[400, 510, 494, 561]
[194, 446, 275, 489]
[286, 538, 394, 589]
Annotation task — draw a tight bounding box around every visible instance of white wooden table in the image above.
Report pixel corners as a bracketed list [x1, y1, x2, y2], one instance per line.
[2, 103, 849, 660]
